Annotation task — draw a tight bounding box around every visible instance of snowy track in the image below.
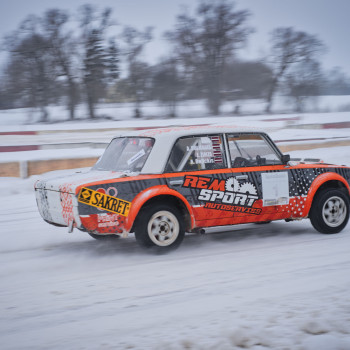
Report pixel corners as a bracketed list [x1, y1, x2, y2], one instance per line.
[1, 185, 350, 349]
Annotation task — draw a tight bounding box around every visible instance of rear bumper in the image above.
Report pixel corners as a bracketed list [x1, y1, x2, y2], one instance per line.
[35, 186, 81, 229]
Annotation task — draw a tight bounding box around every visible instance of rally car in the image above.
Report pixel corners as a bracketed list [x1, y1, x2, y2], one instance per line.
[35, 125, 350, 251]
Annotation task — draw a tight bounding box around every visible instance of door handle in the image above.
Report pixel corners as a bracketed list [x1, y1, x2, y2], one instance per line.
[169, 179, 184, 186]
[235, 175, 248, 180]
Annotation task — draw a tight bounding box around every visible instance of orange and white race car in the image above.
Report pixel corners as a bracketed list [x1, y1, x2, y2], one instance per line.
[35, 125, 350, 251]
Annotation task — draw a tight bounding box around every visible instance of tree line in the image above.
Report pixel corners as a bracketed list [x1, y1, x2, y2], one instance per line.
[0, 0, 349, 121]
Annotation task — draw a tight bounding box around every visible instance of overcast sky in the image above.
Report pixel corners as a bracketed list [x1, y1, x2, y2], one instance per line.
[0, 0, 349, 75]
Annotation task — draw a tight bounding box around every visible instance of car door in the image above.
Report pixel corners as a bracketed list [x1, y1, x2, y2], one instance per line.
[164, 134, 237, 226]
[225, 133, 291, 224]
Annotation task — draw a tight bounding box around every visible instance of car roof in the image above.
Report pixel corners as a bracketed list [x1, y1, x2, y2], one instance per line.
[119, 124, 266, 139]
[114, 125, 268, 174]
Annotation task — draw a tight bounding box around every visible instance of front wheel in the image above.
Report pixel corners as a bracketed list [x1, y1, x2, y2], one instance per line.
[309, 188, 349, 234]
[134, 204, 185, 251]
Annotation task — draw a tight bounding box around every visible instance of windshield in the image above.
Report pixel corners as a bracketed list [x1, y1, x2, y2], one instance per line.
[92, 137, 155, 172]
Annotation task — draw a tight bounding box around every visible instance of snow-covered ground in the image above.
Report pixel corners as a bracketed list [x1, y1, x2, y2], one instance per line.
[1, 98, 350, 349]
[1, 172, 350, 350]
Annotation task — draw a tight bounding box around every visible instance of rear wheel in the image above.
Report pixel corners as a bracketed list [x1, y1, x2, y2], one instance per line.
[134, 203, 185, 251]
[309, 188, 349, 234]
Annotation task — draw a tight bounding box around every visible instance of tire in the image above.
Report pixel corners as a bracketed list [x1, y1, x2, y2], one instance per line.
[134, 203, 185, 251]
[309, 188, 349, 234]
[88, 232, 120, 240]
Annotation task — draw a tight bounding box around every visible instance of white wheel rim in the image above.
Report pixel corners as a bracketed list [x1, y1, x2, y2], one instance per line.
[322, 196, 347, 227]
[147, 211, 180, 247]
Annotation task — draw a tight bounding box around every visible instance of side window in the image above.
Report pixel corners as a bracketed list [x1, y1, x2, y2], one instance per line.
[227, 134, 282, 167]
[165, 135, 226, 172]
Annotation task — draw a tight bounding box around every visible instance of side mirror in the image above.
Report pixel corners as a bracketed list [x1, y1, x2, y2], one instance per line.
[282, 154, 290, 164]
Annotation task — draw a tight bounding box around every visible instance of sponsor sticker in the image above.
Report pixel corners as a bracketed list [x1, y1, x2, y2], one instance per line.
[98, 214, 120, 227]
[261, 172, 289, 206]
[78, 187, 131, 216]
[182, 175, 260, 214]
[127, 149, 145, 165]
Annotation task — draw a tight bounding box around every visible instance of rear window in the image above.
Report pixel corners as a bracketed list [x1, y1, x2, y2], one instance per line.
[165, 135, 226, 172]
[93, 137, 155, 172]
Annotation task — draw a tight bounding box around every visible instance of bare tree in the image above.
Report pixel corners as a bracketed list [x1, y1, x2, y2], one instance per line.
[0, 69, 15, 109]
[265, 27, 325, 113]
[223, 60, 273, 99]
[122, 26, 153, 118]
[152, 58, 183, 117]
[42, 9, 79, 120]
[79, 5, 119, 119]
[284, 59, 323, 112]
[4, 16, 56, 121]
[323, 67, 350, 95]
[106, 38, 120, 83]
[167, 0, 252, 115]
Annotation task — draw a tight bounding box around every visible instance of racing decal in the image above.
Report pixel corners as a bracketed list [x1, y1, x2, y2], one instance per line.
[128, 149, 146, 165]
[94, 186, 119, 212]
[59, 184, 75, 225]
[77, 177, 167, 217]
[98, 186, 118, 197]
[182, 175, 261, 214]
[78, 187, 131, 216]
[261, 172, 289, 206]
[184, 135, 225, 166]
[210, 136, 223, 163]
[203, 202, 262, 215]
[80, 213, 125, 234]
[97, 213, 120, 228]
[187, 138, 216, 165]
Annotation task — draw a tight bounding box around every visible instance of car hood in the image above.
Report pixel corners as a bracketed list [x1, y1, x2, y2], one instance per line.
[35, 169, 137, 194]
